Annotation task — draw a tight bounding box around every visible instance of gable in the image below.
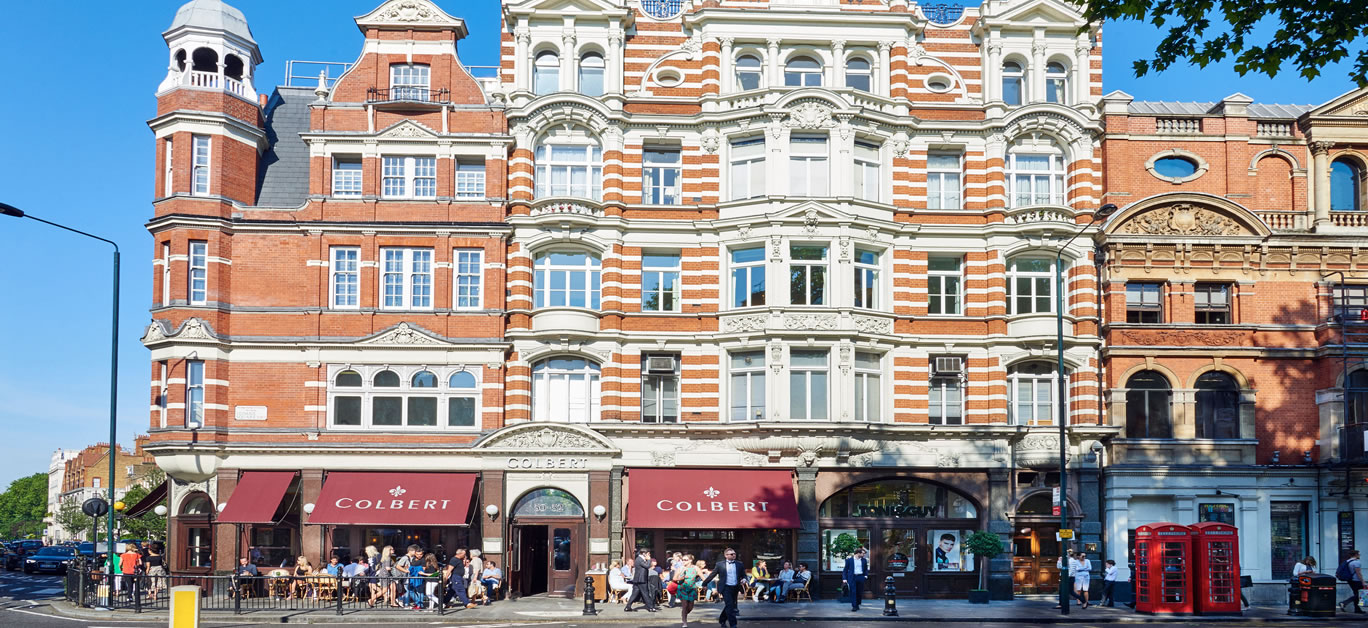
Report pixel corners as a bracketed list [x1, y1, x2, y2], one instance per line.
[505, 0, 631, 18]
[1310, 87, 1368, 117]
[987, 0, 1086, 26]
[1104, 194, 1270, 239]
[355, 0, 466, 35]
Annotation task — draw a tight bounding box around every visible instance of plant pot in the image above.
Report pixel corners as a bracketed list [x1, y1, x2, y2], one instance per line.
[967, 589, 990, 604]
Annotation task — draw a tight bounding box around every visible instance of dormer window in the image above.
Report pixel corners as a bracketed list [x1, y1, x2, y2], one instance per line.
[785, 56, 823, 87]
[390, 64, 431, 101]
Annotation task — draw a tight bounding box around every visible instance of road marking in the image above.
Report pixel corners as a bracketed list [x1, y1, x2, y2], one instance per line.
[7, 606, 84, 621]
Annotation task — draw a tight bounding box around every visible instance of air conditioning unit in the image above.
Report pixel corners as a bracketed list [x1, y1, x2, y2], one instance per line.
[933, 357, 963, 375]
[647, 356, 677, 373]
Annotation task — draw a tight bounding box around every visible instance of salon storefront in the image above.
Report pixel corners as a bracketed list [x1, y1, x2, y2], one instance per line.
[817, 474, 985, 598]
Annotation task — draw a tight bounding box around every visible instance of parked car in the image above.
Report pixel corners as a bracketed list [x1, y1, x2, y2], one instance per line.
[13, 540, 44, 555]
[24, 546, 76, 574]
[1, 545, 19, 571]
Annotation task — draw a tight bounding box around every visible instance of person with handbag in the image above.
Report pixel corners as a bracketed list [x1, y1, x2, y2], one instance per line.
[675, 553, 700, 628]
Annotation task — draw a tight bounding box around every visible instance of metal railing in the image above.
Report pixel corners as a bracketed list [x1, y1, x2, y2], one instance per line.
[65, 565, 468, 616]
[366, 87, 452, 104]
[1339, 423, 1368, 464]
[284, 60, 352, 88]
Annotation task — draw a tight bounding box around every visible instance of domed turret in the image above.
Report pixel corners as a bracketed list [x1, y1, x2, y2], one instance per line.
[157, 0, 262, 100]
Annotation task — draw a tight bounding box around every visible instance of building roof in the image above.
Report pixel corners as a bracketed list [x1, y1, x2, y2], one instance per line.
[168, 0, 255, 43]
[1128, 100, 1315, 118]
[255, 86, 314, 208]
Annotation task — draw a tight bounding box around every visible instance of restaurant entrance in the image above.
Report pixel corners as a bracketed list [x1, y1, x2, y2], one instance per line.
[509, 488, 585, 598]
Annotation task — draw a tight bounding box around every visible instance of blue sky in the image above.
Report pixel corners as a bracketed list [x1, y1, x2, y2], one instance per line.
[0, 0, 1358, 489]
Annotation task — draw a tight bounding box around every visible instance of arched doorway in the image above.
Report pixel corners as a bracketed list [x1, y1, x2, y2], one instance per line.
[1009, 491, 1080, 595]
[510, 488, 585, 598]
[174, 492, 214, 573]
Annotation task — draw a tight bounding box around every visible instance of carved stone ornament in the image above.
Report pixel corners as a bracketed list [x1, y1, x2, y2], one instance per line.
[530, 201, 601, 216]
[852, 315, 893, 334]
[700, 128, 721, 154]
[379, 121, 438, 139]
[1015, 433, 1071, 469]
[891, 133, 910, 157]
[362, 322, 446, 345]
[682, 35, 704, 61]
[783, 313, 839, 330]
[366, 0, 456, 25]
[1119, 204, 1243, 237]
[1128, 329, 1245, 346]
[725, 436, 881, 464]
[479, 425, 608, 451]
[143, 317, 218, 344]
[770, 234, 784, 259]
[770, 344, 785, 373]
[650, 450, 677, 467]
[803, 208, 820, 233]
[722, 314, 768, 333]
[838, 237, 851, 261]
[784, 102, 835, 130]
[737, 224, 752, 239]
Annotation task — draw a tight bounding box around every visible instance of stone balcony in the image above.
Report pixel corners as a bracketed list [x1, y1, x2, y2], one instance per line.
[718, 308, 895, 335]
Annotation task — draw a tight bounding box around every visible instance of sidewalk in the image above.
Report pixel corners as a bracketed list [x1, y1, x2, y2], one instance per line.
[52, 595, 1346, 624]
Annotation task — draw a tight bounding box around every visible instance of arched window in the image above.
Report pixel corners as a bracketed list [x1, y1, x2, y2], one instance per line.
[533, 50, 560, 95]
[532, 357, 601, 422]
[534, 139, 602, 200]
[329, 366, 481, 430]
[191, 47, 218, 73]
[735, 54, 763, 90]
[1009, 361, 1066, 426]
[1045, 61, 1068, 104]
[336, 370, 362, 387]
[1331, 159, 1362, 211]
[174, 49, 187, 72]
[1348, 370, 1368, 425]
[1125, 370, 1172, 438]
[374, 370, 400, 387]
[1195, 372, 1240, 439]
[578, 52, 605, 96]
[224, 54, 244, 81]
[1002, 60, 1025, 105]
[181, 493, 214, 515]
[513, 488, 585, 518]
[534, 251, 602, 309]
[372, 370, 402, 426]
[1007, 257, 1054, 315]
[449, 371, 477, 389]
[1006, 148, 1066, 207]
[845, 57, 872, 91]
[407, 371, 438, 426]
[784, 56, 823, 87]
[449, 371, 478, 427]
[412, 371, 438, 388]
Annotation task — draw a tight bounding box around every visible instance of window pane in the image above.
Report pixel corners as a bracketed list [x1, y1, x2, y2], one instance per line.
[448, 397, 476, 427]
[373, 397, 402, 425]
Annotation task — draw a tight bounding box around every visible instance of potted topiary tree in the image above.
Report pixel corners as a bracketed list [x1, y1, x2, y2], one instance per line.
[963, 531, 1005, 604]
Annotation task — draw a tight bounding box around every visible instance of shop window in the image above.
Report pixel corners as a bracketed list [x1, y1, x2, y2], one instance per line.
[1195, 283, 1231, 324]
[729, 350, 766, 421]
[882, 529, 917, 573]
[789, 244, 828, 305]
[1269, 502, 1308, 579]
[1194, 371, 1240, 439]
[513, 488, 585, 518]
[929, 530, 975, 572]
[1198, 503, 1235, 525]
[531, 358, 601, 423]
[1008, 257, 1053, 315]
[819, 479, 978, 519]
[853, 248, 880, 309]
[1331, 159, 1362, 211]
[185, 526, 212, 568]
[1126, 282, 1163, 323]
[364, 528, 432, 553]
[250, 527, 295, 568]
[789, 349, 829, 420]
[821, 529, 870, 572]
[1125, 370, 1172, 438]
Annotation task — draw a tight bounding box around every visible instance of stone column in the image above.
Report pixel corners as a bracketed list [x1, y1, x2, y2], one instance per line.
[832, 40, 846, 88]
[767, 38, 781, 88]
[481, 470, 505, 573]
[985, 30, 1002, 102]
[719, 37, 734, 93]
[606, 31, 623, 94]
[562, 31, 577, 92]
[795, 467, 819, 592]
[877, 41, 893, 97]
[1312, 141, 1333, 228]
[987, 468, 1013, 599]
[1030, 40, 1047, 104]
[299, 469, 324, 568]
[609, 466, 624, 558]
[514, 27, 531, 92]
[1073, 38, 1090, 105]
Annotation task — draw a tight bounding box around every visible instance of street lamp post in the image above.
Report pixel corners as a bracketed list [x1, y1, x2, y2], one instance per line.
[1054, 203, 1116, 616]
[2, 202, 120, 575]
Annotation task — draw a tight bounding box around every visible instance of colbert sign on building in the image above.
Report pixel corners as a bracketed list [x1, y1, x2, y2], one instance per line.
[307, 472, 478, 526]
[627, 469, 801, 529]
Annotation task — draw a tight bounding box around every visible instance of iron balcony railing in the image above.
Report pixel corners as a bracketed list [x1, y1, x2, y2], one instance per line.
[366, 87, 451, 104]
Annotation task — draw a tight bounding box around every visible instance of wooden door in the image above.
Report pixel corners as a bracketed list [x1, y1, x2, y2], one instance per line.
[547, 524, 581, 597]
[1012, 524, 1059, 594]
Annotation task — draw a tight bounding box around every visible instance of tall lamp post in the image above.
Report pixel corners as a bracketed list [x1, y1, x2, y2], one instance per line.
[1054, 202, 1116, 615]
[2, 202, 120, 575]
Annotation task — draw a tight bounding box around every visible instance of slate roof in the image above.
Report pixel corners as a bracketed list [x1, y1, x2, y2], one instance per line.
[255, 85, 314, 208]
[1128, 101, 1315, 118]
[168, 0, 255, 43]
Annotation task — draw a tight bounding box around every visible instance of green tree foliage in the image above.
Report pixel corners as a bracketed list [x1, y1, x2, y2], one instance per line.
[0, 473, 48, 538]
[964, 531, 1005, 591]
[1076, 0, 1368, 86]
[55, 500, 95, 541]
[117, 467, 167, 542]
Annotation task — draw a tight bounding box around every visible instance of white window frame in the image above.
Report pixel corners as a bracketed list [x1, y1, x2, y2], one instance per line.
[188, 241, 207, 305]
[729, 137, 767, 200]
[641, 354, 680, 423]
[641, 252, 681, 313]
[186, 360, 204, 429]
[380, 247, 434, 311]
[191, 135, 210, 196]
[158, 361, 169, 429]
[160, 242, 171, 306]
[382, 156, 437, 200]
[1008, 257, 1055, 315]
[789, 349, 830, 420]
[853, 247, 879, 310]
[853, 351, 881, 422]
[534, 50, 560, 95]
[1045, 61, 1068, 104]
[93, 477, 101, 489]
[454, 248, 483, 310]
[784, 56, 823, 87]
[332, 156, 363, 198]
[455, 159, 486, 199]
[854, 141, 881, 202]
[735, 54, 764, 91]
[929, 371, 963, 425]
[327, 365, 481, 431]
[789, 243, 829, 306]
[330, 246, 360, 309]
[1007, 152, 1066, 208]
[531, 358, 601, 423]
[1002, 61, 1025, 106]
[535, 142, 603, 200]
[578, 52, 605, 97]
[845, 57, 873, 92]
[927, 152, 962, 210]
[1009, 362, 1062, 426]
[730, 246, 766, 309]
[643, 147, 682, 205]
[789, 135, 829, 197]
[163, 138, 174, 197]
[390, 63, 431, 101]
[928, 255, 963, 316]
[534, 251, 602, 309]
[729, 350, 766, 421]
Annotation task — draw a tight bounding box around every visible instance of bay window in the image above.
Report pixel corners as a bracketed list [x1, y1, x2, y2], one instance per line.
[854, 351, 881, 422]
[1008, 257, 1053, 315]
[854, 141, 881, 202]
[853, 248, 879, 309]
[928, 255, 962, 315]
[789, 135, 829, 197]
[642, 252, 680, 312]
[927, 152, 962, 209]
[729, 137, 766, 200]
[532, 357, 601, 422]
[1009, 361, 1063, 426]
[731, 247, 766, 308]
[534, 251, 602, 309]
[1007, 152, 1066, 207]
[535, 142, 602, 200]
[643, 147, 681, 205]
[185, 360, 204, 429]
[790, 244, 828, 306]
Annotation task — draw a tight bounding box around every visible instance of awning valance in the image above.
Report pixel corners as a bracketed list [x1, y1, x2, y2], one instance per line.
[217, 471, 295, 524]
[627, 469, 800, 529]
[124, 481, 167, 518]
[307, 472, 477, 526]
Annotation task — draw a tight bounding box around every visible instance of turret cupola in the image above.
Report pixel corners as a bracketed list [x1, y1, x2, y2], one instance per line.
[157, 0, 263, 100]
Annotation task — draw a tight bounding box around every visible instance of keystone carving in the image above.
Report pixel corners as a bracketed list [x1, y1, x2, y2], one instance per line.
[784, 102, 835, 130]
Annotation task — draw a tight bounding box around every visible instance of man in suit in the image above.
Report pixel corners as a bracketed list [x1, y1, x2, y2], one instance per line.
[700, 547, 743, 628]
[842, 547, 870, 611]
[624, 549, 657, 612]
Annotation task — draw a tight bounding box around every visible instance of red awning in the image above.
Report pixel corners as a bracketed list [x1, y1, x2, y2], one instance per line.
[124, 481, 167, 518]
[627, 469, 800, 529]
[217, 471, 296, 524]
[307, 472, 477, 526]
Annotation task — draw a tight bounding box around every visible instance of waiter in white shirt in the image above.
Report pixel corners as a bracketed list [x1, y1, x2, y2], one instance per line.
[700, 548, 743, 628]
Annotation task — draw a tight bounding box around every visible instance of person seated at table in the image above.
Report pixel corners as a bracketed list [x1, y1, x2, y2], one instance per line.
[793, 563, 812, 593]
[343, 556, 371, 599]
[230, 557, 259, 598]
[608, 559, 632, 603]
[770, 561, 794, 603]
[750, 560, 771, 601]
[696, 560, 716, 602]
[480, 559, 503, 605]
[324, 555, 342, 577]
[288, 556, 314, 599]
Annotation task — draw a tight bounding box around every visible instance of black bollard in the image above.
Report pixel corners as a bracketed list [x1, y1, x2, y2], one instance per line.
[882, 575, 898, 617]
[583, 575, 598, 616]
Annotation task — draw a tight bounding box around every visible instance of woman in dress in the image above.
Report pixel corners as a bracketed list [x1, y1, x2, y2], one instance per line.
[675, 554, 700, 628]
[288, 556, 313, 599]
[370, 545, 397, 608]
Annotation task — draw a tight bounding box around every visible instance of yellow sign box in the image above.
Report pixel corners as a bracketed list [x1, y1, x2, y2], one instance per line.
[169, 585, 200, 628]
[1059, 529, 1074, 539]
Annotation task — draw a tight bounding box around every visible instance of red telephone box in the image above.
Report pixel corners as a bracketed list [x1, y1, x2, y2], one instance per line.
[1134, 523, 1193, 614]
[1189, 522, 1241, 615]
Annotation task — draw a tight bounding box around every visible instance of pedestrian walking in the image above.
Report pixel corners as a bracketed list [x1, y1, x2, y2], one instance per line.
[700, 547, 743, 628]
[1101, 559, 1117, 607]
[841, 547, 869, 611]
[1073, 551, 1092, 609]
[443, 548, 479, 609]
[624, 548, 657, 612]
[1338, 550, 1364, 613]
[675, 553, 701, 628]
